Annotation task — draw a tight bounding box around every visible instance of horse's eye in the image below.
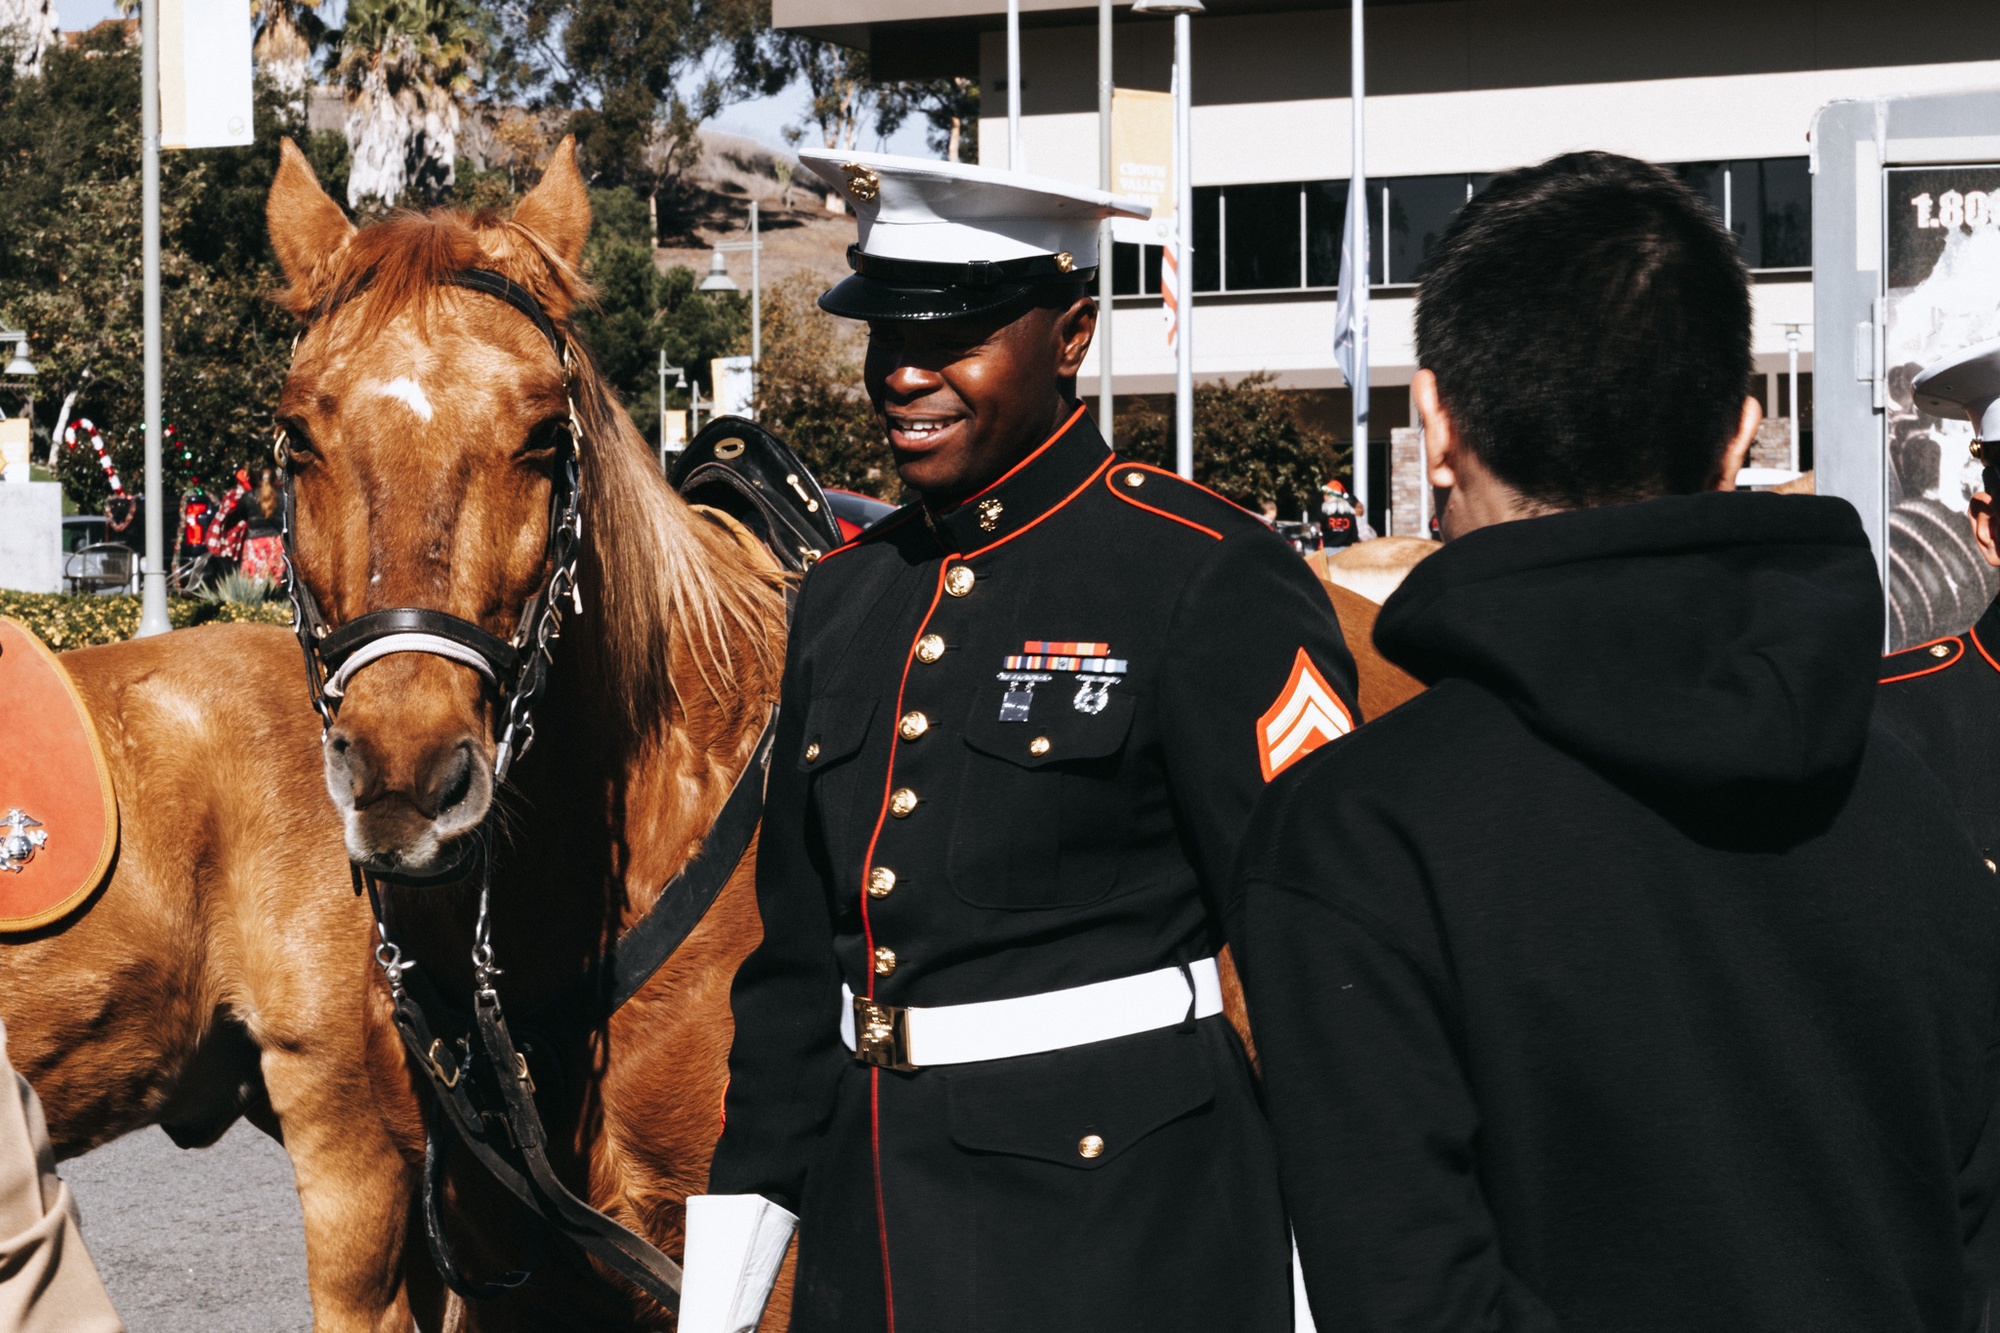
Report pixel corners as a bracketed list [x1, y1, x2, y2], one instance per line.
[517, 418, 565, 463]
[279, 423, 317, 467]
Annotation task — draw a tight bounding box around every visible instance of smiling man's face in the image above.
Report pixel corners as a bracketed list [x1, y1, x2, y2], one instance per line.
[864, 296, 1097, 506]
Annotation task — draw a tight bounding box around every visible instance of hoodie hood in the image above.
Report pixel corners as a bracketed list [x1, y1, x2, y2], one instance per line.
[1374, 492, 1883, 808]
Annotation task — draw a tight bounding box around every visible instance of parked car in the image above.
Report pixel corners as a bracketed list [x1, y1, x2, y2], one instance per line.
[825, 488, 897, 543]
[61, 515, 106, 555]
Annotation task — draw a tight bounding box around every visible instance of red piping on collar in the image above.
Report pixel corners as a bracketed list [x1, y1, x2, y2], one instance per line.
[1972, 623, 2000, 675]
[963, 455, 1113, 559]
[1880, 635, 1964, 684]
[957, 402, 1090, 508]
[815, 503, 923, 566]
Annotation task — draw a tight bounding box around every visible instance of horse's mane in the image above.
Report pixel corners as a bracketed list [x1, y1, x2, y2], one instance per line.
[293, 207, 789, 751]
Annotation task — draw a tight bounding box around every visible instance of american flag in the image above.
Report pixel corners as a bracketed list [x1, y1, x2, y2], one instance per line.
[1162, 242, 1181, 351]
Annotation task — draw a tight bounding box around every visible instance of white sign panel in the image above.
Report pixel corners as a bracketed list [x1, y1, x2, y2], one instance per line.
[160, 0, 255, 150]
[711, 356, 755, 420]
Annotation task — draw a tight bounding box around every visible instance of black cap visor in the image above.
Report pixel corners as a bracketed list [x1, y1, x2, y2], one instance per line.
[818, 245, 1096, 322]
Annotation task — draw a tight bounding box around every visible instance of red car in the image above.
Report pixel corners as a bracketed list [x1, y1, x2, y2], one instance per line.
[826, 488, 898, 543]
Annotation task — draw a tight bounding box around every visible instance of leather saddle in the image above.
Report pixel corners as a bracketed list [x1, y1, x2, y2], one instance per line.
[0, 618, 117, 933]
[669, 416, 845, 574]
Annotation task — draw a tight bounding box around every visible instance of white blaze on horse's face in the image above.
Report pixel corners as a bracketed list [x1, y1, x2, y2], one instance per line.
[373, 376, 435, 423]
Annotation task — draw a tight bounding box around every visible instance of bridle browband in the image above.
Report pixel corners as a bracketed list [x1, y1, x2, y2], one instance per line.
[275, 267, 773, 1313]
[279, 268, 582, 784]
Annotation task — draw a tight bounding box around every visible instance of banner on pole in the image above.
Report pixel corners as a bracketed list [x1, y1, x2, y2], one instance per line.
[1333, 179, 1370, 423]
[1110, 89, 1174, 247]
[160, 0, 254, 150]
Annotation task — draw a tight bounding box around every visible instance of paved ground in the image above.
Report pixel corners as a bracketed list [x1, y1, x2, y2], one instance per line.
[63, 1122, 312, 1332]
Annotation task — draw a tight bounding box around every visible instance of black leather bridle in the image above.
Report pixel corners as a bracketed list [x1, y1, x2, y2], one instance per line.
[280, 268, 583, 789]
[275, 268, 772, 1313]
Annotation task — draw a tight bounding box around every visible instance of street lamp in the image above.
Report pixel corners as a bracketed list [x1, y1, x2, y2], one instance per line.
[658, 352, 687, 471]
[697, 250, 738, 294]
[1131, 0, 1202, 479]
[0, 329, 37, 447]
[712, 201, 765, 367]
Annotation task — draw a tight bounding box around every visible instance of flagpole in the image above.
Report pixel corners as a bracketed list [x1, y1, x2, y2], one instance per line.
[1007, 0, 1023, 170]
[1098, 0, 1114, 442]
[1349, 0, 1369, 520]
[1173, 9, 1194, 479]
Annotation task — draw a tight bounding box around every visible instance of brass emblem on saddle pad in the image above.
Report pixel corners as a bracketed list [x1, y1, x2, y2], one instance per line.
[0, 618, 118, 932]
[853, 995, 916, 1071]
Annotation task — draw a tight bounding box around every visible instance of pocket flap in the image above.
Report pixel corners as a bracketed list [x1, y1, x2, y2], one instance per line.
[962, 687, 1136, 769]
[798, 695, 877, 771]
[945, 1029, 1214, 1170]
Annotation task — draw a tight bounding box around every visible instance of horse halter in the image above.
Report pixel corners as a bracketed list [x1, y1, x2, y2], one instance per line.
[278, 269, 584, 787]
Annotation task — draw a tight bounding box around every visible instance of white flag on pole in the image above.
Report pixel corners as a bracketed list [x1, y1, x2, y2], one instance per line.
[160, 0, 254, 149]
[1333, 177, 1369, 424]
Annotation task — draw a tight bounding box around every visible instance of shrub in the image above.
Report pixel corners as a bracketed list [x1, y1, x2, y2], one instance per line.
[1121, 374, 1348, 518]
[0, 590, 291, 651]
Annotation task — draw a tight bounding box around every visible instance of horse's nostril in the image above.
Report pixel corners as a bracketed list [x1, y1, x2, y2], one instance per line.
[330, 735, 350, 755]
[433, 743, 476, 815]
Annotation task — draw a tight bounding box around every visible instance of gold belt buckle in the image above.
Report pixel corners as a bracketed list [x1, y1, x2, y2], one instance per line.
[852, 995, 917, 1071]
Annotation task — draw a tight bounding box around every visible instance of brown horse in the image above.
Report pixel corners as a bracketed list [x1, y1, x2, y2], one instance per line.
[0, 622, 423, 1331]
[265, 137, 790, 1329]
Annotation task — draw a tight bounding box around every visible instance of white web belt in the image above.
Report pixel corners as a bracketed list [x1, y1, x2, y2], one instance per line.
[840, 957, 1223, 1068]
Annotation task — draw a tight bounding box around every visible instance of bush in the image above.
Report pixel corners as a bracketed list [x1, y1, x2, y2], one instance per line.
[753, 274, 895, 500]
[0, 590, 291, 651]
[1121, 374, 1348, 518]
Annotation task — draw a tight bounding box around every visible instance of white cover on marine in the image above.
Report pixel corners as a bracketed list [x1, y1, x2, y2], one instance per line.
[679, 1192, 798, 1333]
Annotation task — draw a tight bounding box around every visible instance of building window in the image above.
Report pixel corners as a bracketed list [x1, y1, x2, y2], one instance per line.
[1109, 157, 1810, 299]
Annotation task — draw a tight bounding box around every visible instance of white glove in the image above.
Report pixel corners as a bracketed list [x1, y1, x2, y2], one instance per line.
[679, 1193, 798, 1333]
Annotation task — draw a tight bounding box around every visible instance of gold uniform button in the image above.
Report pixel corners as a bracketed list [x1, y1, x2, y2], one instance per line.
[1931, 642, 1954, 658]
[868, 866, 897, 897]
[1077, 1133, 1105, 1159]
[873, 947, 898, 976]
[1986, 859, 1997, 874]
[1124, 471, 1145, 488]
[1028, 736, 1051, 757]
[804, 741, 821, 763]
[899, 711, 930, 741]
[890, 787, 919, 817]
[916, 633, 945, 664]
[945, 564, 976, 597]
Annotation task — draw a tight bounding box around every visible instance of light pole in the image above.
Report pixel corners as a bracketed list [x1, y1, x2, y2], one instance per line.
[138, 0, 168, 637]
[1349, 0, 1369, 518]
[1784, 323, 1806, 474]
[0, 331, 36, 434]
[658, 352, 687, 470]
[1133, 0, 1201, 479]
[1098, 0, 1114, 442]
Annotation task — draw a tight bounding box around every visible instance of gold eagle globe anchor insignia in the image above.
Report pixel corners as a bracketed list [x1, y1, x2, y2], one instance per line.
[0, 809, 47, 873]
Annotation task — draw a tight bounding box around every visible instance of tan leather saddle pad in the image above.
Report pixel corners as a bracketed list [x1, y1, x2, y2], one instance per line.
[0, 618, 117, 932]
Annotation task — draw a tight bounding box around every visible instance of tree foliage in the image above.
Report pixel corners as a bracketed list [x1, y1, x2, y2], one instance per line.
[574, 184, 748, 441]
[0, 33, 348, 515]
[1121, 374, 1348, 518]
[329, 0, 486, 208]
[753, 274, 893, 499]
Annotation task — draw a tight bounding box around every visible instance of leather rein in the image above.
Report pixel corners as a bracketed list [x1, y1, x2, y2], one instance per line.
[277, 268, 771, 1311]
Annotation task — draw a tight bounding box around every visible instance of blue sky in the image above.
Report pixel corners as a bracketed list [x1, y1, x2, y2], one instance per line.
[55, 0, 931, 158]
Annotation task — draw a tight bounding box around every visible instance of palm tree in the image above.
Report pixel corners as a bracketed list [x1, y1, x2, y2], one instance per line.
[330, 0, 480, 210]
[252, 0, 324, 118]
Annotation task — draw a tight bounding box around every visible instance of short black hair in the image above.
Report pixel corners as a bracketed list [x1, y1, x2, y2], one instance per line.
[1415, 152, 1752, 508]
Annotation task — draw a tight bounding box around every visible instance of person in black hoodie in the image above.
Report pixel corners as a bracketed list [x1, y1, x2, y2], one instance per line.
[1232, 151, 2000, 1332]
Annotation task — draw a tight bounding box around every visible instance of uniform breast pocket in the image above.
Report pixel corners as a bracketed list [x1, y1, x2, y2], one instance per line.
[799, 695, 877, 874]
[946, 687, 1137, 910]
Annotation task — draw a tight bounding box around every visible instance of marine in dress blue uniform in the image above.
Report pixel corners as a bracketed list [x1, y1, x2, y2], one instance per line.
[677, 150, 1361, 1333]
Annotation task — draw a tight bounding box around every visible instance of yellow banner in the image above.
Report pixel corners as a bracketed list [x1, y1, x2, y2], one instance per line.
[1111, 89, 1174, 245]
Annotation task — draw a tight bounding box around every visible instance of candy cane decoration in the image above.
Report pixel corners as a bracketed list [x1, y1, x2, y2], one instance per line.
[63, 417, 123, 494]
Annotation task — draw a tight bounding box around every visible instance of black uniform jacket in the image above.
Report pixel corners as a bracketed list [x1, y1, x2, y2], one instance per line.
[1233, 492, 2000, 1333]
[708, 405, 1359, 1333]
[1878, 595, 2000, 867]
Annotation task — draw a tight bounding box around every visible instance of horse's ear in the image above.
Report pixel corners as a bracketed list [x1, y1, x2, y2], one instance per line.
[514, 136, 591, 270]
[267, 137, 354, 296]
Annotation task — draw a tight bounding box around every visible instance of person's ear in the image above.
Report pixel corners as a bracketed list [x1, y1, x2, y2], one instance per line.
[1709, 394, 1764, 492]
[1413, 369, 1461, 489]
[1971, 489, 2000, 570]
[1053, 297, 1098, 378]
